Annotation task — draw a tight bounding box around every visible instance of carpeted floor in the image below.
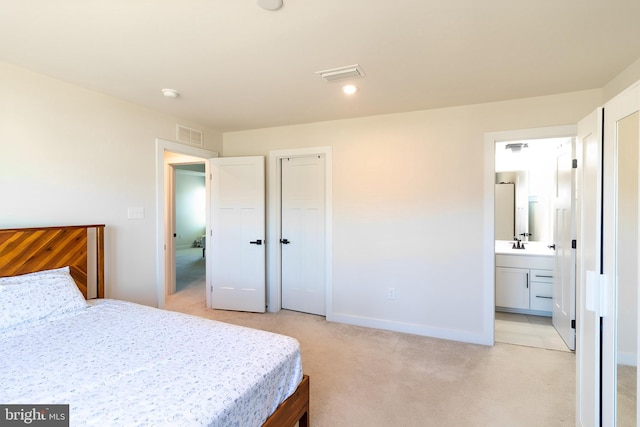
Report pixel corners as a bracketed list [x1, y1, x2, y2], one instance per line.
[175, 247, 205, 292]
[166, 254, 576, 426]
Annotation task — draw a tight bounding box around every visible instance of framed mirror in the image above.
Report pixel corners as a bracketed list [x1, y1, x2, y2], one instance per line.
[495, 138, 571, 243]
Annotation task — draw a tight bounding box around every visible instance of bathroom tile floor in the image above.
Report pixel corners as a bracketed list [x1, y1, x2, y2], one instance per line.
[495, 311, 572, 352]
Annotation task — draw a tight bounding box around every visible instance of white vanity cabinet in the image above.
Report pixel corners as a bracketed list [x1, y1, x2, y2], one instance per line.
[495, 253, 553, 316]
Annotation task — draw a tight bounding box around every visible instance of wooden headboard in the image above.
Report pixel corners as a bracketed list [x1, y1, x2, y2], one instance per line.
[0, 225, 105, 299]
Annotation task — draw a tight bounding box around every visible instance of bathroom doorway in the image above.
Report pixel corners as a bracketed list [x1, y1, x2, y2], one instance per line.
[492, 133, 575, 351]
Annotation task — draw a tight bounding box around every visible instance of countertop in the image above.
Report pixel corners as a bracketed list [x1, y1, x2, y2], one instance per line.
[495, 240, 554, 257]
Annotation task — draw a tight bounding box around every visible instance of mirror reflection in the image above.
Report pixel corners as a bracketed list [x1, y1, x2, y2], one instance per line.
[495, 138, 570, 243]
[616, 111, 638, 427]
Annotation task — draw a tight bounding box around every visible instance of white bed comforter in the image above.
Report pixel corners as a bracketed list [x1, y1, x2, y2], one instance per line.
[0, 299, 303, 427]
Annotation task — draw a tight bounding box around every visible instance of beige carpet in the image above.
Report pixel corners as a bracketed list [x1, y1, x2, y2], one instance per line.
[166, 279, 575, 427]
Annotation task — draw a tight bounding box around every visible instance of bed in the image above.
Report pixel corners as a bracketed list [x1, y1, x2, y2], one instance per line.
[0, 225, 309, 427]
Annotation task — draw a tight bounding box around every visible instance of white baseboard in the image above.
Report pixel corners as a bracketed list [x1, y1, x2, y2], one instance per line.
[327, 312, 493, 346]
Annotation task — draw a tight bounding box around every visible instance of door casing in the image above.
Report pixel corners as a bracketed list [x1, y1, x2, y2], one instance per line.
[155, 137, 218, 309]
[483, 124, 577, 346]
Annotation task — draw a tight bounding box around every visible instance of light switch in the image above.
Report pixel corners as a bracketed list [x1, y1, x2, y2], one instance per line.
[127, 207, 145, 220]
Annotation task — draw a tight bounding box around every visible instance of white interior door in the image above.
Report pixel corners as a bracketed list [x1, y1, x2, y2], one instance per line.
[552, 139, 576, 350]
[281, 155, 326, 316]
[602, 82, 640, 427]
[209, 156, 265, 313]
[576, 108, 603, 427]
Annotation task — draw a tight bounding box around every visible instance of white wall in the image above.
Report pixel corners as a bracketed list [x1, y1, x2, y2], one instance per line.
[223, 89, 602, 344]
[0, 62, 223, 306]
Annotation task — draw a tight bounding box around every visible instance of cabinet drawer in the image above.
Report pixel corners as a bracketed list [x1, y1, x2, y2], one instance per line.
[530, 282, 553, 311]
[530, 269, 553, 283]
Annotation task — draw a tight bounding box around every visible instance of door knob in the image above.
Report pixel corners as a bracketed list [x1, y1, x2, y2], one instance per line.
[249, 239, 263, 245]
[280, 239, 290, 244]
[548, 244, 556, 250]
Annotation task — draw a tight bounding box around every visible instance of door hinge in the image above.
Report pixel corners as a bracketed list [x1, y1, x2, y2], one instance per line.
[571, 319, 576, 329]
[572, 159, 578, 169]
[571, 239, 576, 249]
[586, 271, 608, 317]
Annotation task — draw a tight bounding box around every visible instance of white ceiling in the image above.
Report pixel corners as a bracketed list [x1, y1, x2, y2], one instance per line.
[1, 0, 639, 132]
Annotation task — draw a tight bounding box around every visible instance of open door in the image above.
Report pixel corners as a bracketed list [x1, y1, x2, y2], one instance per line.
[576, 108, 603, 427]
[552, 139, 576, 350]
[209, 156, 266, 313]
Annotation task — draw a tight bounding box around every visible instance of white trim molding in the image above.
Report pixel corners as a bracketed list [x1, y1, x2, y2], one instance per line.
[155, 138, 218, 309]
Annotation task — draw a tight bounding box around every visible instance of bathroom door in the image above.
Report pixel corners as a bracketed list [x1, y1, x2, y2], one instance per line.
[552, 139, 576, 350]
[209, 156, 266, 313]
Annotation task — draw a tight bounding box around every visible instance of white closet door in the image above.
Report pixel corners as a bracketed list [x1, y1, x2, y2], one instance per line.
[281, 155, 326, 316]
[602, 82, 640, 427]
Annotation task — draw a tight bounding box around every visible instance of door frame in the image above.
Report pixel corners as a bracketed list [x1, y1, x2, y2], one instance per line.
[267, 146, 333, 314]
[155, 138, 218, 309]
[483, 125, 577, 345]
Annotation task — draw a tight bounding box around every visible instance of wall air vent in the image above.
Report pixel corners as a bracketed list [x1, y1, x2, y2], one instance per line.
[176, 125, 203, 146]
[315, 64, 365, 82]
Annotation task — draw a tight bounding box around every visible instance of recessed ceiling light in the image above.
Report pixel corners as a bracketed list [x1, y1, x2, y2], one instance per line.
[161, 88, 179, 98]
[342, 85, 358, 95]
[258, 0, 283, 11]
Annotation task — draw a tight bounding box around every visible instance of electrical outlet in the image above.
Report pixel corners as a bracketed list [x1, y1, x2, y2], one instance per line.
[387, 287, 396, 300]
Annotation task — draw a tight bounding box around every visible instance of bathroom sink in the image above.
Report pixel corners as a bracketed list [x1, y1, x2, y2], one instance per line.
[494, 240, 555, 256]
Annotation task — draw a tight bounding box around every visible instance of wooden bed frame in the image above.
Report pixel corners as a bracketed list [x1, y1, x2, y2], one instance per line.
[0, 224, 309, 427]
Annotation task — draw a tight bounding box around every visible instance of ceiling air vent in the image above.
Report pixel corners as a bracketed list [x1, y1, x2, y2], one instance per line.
[315, 64, 365, 82]
[176, 125, 203, 146]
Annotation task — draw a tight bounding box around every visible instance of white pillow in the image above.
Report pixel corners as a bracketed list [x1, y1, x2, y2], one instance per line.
[0, 267, 88, 331]
[0, 266, 71, 284]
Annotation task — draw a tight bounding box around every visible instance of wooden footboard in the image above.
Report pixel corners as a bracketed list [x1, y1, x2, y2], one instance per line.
[263, 375, 309, 427]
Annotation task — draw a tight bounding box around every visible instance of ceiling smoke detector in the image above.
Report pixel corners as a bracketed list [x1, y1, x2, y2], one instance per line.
[161, 88, 179, 98]
[258, 0, 283, 11]
[316, 64, 365, 82]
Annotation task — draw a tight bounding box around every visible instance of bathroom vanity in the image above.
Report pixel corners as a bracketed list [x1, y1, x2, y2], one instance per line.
[495, 241, 554, 316]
